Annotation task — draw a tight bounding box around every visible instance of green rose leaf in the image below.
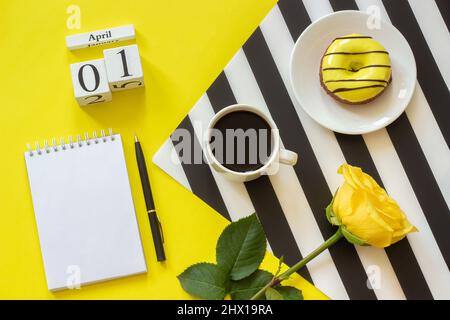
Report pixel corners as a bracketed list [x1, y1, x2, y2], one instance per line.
[276, 286, 304, 300]
[216, 214, 267, 280]
[340, 225, 367, 246]
[230, 270, 273, 300]
[265, 288, 284, 300]
[177, 263, 228, 300]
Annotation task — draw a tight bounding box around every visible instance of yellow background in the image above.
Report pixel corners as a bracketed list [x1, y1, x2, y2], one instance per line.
[0, 0, 326, 299]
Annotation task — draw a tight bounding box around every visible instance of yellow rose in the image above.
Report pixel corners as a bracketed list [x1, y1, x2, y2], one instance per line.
[251, 164, 420, 299]
[329, 164, 417, 248]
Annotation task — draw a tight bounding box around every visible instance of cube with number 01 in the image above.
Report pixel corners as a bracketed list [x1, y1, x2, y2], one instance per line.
[103, 44, 144, 91]
[70, 59, 112, 106]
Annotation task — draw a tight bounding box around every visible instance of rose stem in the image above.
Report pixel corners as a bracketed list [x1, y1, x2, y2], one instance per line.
[250, 228, 344, 300]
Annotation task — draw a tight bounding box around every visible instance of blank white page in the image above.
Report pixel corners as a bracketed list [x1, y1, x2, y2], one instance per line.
[25, 133, 147, 291]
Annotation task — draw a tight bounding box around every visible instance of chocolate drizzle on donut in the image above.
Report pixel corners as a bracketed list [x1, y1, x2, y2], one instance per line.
[320, 33, 392, 104]
[331, 84, 386, 93]
[323, 50, 389, 56]
[334, 35, 373, 40]
[325, 79, 389, 83]
[322, 64, 391, 72]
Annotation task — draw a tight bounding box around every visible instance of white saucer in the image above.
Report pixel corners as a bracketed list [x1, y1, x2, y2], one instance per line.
[289, 10, 416, 135]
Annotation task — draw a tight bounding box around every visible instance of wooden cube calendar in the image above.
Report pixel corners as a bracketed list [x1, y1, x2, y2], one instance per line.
[70, 59, 112, 106]
[103, 44, 144, 91]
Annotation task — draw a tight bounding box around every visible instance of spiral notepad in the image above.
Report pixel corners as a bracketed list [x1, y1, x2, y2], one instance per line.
[25, 130, 147, 291]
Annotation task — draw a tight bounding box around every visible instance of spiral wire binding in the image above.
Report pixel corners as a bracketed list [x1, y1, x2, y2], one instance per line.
[27, 129, 115, 157]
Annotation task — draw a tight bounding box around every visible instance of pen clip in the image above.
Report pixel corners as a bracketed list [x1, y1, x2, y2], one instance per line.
[148, 209, 164, 244]
[158, 218, 165, 244]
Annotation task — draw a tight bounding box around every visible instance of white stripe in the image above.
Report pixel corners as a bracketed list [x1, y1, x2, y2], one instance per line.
[364, 130, 450, 299]
[408, 0, 450, 88]
[356, 0, 450, 209]
[302, 0, 334, 21]
[152, 139, 192, 192]
[260, 3, 406, 300]
[187, 95, 256, 222]
[225, 47, 348, 299]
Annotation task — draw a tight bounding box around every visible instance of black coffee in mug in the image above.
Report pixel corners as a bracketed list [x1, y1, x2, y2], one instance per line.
[209, 110, 274, 172]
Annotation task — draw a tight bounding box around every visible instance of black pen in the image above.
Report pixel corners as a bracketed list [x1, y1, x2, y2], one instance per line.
[134, 135, 166, 262]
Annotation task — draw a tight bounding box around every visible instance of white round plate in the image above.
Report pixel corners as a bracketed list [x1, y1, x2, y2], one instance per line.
[290, 11, 416, 134]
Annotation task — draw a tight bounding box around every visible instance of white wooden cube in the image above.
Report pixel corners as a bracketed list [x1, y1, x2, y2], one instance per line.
[70, 59, 112, 106]
[66, 24, 135, 50]
[103, 44, 144, 91]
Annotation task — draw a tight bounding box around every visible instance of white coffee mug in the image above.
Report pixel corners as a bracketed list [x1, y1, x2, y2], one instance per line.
[204, 104, 298, 182]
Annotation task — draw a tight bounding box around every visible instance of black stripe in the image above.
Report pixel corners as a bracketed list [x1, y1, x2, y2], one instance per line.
[206, 71, 313, 283]
[171, 117, 231, 220]
[329, 0, 359, 11]
[279, 0, 434, 299]
[335, 133, 434, 300]
[387, 114, 450, 269]
[277, 0, 310, 41]
[243, 25, 376, 299]
[206, 72, 236, 110]
[382, 0, 450, 146]
[435, 0, 450, 31]
[385, 241, 434, 300]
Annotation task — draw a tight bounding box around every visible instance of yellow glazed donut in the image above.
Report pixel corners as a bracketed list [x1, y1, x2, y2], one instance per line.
[320, 33, 392, 104]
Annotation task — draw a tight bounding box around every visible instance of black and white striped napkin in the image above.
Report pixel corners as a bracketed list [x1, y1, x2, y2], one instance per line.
[153, 0, 450, 300]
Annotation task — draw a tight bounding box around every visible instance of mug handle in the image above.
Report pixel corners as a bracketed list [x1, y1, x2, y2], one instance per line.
[279, 148, 298, 166]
